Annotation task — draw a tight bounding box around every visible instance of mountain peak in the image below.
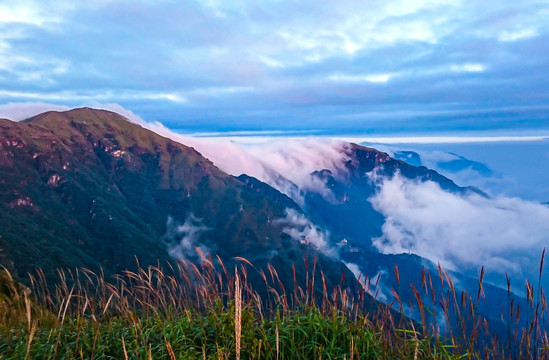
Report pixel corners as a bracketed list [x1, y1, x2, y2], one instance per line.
[1, 108, 358, 295]
[22, 107, 134, 133]
[24, 107, 128, 123]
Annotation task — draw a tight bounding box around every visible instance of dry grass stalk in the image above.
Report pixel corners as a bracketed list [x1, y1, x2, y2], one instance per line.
[235, 268, 242, 360]
[350, 336, 354, 360]
[122, 336, 129, 360]
[4, 250, 548, 359]
[24, 321, 36, 360]
[276, 322, 280, 360]
[165, 337, 176, 360]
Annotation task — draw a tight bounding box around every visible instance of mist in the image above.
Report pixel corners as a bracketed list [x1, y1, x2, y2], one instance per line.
[163, 215, 211, 261]
[129, 113, 352, 205]
[369, 171, 549, 285]
[274, 209, 335, 256]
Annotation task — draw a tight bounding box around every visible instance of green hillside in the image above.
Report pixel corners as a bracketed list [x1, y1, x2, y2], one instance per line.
[0, 108, 350, 291]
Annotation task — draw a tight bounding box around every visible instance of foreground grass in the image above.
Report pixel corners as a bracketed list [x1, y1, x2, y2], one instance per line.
[1, 303, 457, 360]
[0, 255, 547, 359]
[1, 307, 420, 359]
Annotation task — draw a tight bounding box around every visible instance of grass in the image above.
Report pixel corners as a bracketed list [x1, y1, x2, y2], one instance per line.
[0, 253, 548, 359]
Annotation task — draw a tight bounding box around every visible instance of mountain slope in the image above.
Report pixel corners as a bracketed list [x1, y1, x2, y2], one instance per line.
[0, 108, 352, 290]
[279, 143, 484, 253]
[234, 141, 517, 332]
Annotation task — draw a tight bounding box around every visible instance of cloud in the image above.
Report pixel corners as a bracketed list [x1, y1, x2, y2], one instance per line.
[329, 73, 395, 83]
[356, 134, 549, 144]
[274, 208, 334, 255]
[0, 0, 68, 26]
[449, 63, 485, 73]
[124, 116, 352, 204]
[369, 171, 549, 284]
[0, 102, 70, 120]
[163, 215, 211, 261]
[226, 139, 350, 199]
[380, 146, 502, 191]
[367, 140, 549, 203]
[498, 27, 538, 42]
[1, 1, 549, 134]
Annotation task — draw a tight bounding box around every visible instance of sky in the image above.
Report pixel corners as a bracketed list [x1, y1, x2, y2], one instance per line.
[1, 0, 549, 135]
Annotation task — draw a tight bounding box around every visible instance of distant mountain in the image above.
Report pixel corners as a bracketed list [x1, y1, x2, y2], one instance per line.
[292, 143, 484, 251]
[237, 142, 514, 331]
[0, 108, 352, 292]
[391, 150, 493, 176]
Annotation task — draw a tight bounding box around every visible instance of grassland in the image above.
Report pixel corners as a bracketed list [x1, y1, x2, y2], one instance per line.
[1, 254, 548, 359]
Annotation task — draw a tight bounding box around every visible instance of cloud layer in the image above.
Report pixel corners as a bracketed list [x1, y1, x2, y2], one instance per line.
[1, 1, 549, 134]
[369, 172, 549, 284]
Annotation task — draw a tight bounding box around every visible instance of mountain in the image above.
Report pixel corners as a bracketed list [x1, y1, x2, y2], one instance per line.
[236, 142, 516, 332]
[392, 150, 493, 176]
[0, 107, 532, 339]
[0, 108, 352, 292]
[280, 143, 485, 252]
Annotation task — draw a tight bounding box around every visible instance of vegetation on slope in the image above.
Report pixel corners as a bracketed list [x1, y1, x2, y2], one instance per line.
[0, 108, 352, 293]
[1, 254, 547, 359]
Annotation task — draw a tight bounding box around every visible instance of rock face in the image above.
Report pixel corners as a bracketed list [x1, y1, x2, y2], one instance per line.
[0, 108, 352, 291]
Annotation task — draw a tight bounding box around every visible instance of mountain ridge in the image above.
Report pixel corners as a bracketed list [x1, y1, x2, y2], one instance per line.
[1, 107, 537, 341]
[0, 108, 354, 294]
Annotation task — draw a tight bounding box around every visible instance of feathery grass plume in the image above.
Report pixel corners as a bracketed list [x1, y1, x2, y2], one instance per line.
[24, 321, 36, 360]
[165, 336, 176, 360]
[2, 255, 549, 358]
[394, 264, 400, 286]
[235, 267, 242, 360]
[122, 336, 129, 360]
[275, 321, 280, 360]
[349, 336, 354, 360]
[535, 248, 547, 357]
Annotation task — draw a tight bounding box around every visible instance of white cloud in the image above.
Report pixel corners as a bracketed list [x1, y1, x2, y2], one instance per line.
[449, 63, 485, 73]
[164, 215, 211, 261]
[258, 55, 285, 68]
[0, 102, 70, 121]
[1, 0, 549, 130]
[160, 94, 187, 103]
[498, 27, 538, 42]
[351, 135, 549, 144]
[369, 172, 549, 282]
[188, 86, 254, 97]
[329, 73, 395, 83]
[274, 208, 334, 255]
[132, 122, 352, 204]
[0, 90, 190, 103]
[0, 1, 60, 26]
